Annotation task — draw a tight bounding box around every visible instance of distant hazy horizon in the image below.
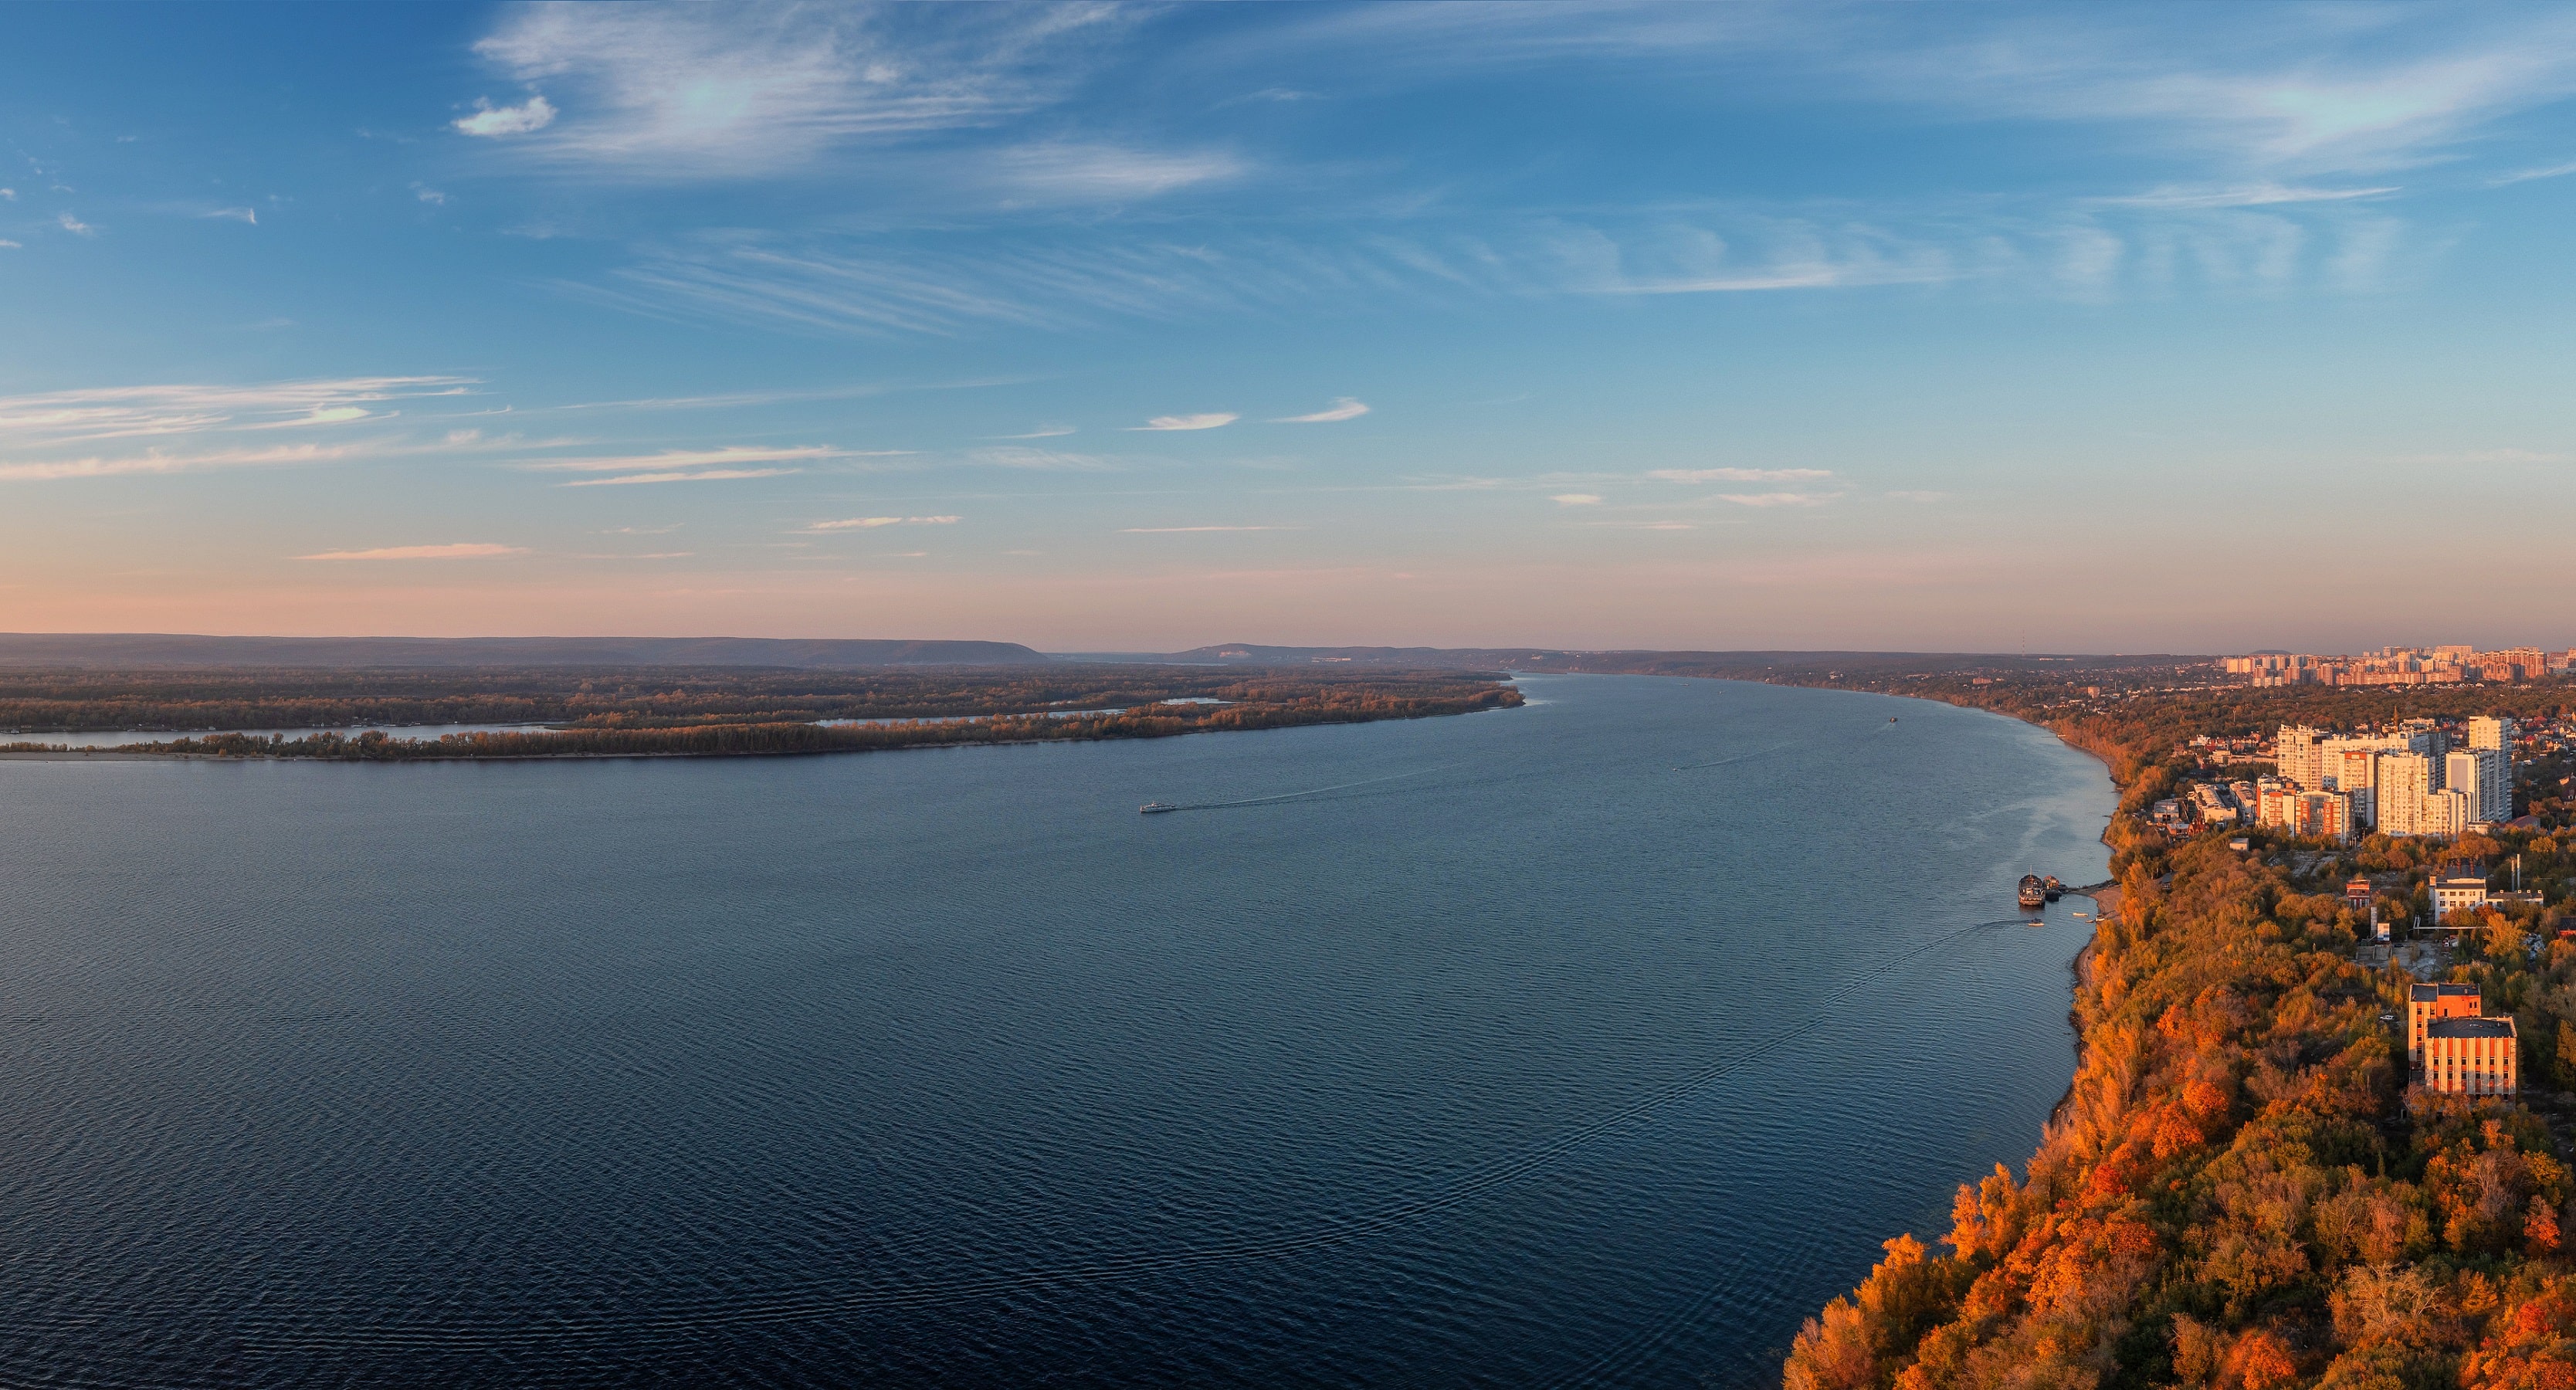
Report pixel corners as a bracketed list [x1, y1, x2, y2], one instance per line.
[8, 4, 2576, 652]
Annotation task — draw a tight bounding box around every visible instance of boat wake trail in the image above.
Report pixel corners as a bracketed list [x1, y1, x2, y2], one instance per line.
[1672, 743, 1797, 771]
[217, 914, 2036, 1358]
[1154, 764, 1452, 812]
[1675, 719, 1894, 773]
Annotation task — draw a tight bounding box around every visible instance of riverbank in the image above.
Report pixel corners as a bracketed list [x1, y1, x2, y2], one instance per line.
[2, 680, 1522, 764]
[1781, 683, 2576, 1390]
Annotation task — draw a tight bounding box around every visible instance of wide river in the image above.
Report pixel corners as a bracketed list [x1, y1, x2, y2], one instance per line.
[0, 674, 2110, 1387]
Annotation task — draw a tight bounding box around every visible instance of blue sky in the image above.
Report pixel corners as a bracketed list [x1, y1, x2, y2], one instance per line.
[6, 2, 2576, 652]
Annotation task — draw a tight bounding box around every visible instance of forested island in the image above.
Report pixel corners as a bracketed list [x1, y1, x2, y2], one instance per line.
[1781, 672, 2576, 1389]
[0, 666, 1521, 760]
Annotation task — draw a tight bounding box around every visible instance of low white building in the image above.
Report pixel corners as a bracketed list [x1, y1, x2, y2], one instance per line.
[2433, 864, 2490, 923]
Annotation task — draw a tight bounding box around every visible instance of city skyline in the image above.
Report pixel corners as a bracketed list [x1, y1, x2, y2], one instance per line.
[9, 3, 2576, 650]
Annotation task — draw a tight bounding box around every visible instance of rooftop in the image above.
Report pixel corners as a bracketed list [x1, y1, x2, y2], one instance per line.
[2411, 983, 2480, 1000]
[2428, 1018, 2516, 1039]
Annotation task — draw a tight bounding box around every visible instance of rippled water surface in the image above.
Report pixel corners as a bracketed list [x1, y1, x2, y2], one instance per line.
[0, 675, 2110, 1387]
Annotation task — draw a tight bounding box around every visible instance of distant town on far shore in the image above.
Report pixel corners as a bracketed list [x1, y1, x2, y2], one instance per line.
[2223, 645, 2570, 687]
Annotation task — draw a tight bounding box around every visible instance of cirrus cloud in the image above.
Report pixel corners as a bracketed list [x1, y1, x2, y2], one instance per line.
[522, 444, 856, 473]
[297, 542, 527, 561]
[803, 515, 960, 531]
[558, 467, 797, 487]
[1271, 397, 1370, 423]
[462, 4, 1130, 178]
[1130, 412, 1238, 431]
[1717, 491, 1842, 507]
[454, 95, 558, 137]
[1648, 467, 1834, 483]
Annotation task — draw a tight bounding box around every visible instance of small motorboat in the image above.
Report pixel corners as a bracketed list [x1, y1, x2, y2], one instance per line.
[1140, 802, 1179, 815]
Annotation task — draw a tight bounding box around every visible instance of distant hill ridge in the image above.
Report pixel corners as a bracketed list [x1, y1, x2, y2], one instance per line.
[0, 634, 1049, 670]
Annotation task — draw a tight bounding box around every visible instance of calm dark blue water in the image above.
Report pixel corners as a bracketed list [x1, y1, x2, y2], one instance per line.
[0, 675, 2110, 1387]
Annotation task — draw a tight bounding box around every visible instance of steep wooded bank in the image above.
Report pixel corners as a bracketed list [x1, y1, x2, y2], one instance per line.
[1783, 689, 2576, 1390]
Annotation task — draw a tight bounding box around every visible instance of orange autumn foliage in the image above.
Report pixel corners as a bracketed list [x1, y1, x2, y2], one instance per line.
[1781, 689, 2576, 1390]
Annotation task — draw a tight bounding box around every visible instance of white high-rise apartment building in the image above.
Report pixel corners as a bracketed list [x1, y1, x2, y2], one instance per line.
[2469, 717, 2517, 752]
[2319, 737, 2395, 785]
[2320, 736, 2412, 825]
[2401, 719, 2449, 767]
[2422, 788, 2474, 837]
[2446, 748, 2511, 826]
[2277, 725, 2326, 790]
[2377, 751, 2434, 836]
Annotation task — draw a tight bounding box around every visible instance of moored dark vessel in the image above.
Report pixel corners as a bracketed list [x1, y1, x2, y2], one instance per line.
[2043, 875, 2064, 900]
[2018, 873, 2047, 910]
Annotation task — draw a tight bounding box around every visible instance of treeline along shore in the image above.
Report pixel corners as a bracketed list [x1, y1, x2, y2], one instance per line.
[0, 666, 1522, 760]
[1778, 668, 2576, 1388]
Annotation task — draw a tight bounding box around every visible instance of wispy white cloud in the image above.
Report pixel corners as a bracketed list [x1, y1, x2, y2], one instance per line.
[0, 442, 368, 483]
[414, 184, 449, 205]
[548, 378, 1025, 412]
[0, 240, 19, 250]
[454, 94, 558, 137]
[522, 444, 856, 473]
[0, 377, 475, 449]
[971, 446, 1112, 470]
[1130, 412, 1236, 431]
[1605, 263, 1932, 295]
[985, 143, 1243, 200]
[803, 514, 960, 531]
[1549, 493, 1602, 506]
[1271, 397, 1370, 423]
[1886, 490, 1949, 503]
[1271, 5, 2576, 178]
[2492, 158, 2576, 187]
[199, 206, 259, 225]
[297, 542, 526, 561]
[1649, 466, 1832, 483]
[986, 424, 1075, 439]
[463, 3, 1133, 178]
[255, 405, 375, 429]
[568, 198, 2451, 337]
[1120, 525, 1295, 533]
[56, 212, 94, 236]
[1717, 490, 1841, 507]
[2096, 182, 2398, 210]
[559, 466, 799, 487]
